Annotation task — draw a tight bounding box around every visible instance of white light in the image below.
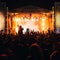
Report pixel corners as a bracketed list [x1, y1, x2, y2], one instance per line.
[22, 21, 39, 33]
[42, 27, 45, 30]
[15, 27, 19, 34]
[42, 23, 45, 26]
[42, 18, 46, 21]
[15, 18, 20, 22]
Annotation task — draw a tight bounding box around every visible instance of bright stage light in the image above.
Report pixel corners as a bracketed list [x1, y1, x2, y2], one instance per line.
[15, 27, 19, 34]
[42, 18, 46, 21]
[42, 27, 45, 31]
[22, 21, 39, 33]
[15, 18, 20, 22]
[13, 17, 40, 34]
[42, 22, 45, 26]
[11, 13, 52, 34]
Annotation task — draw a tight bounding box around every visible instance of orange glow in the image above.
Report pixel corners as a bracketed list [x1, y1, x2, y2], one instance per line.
[15, 27, 19, 34]
[12, 16, 40, 34]
[9, 13, 53, 34]
[42, 18, 46, 22]
[40, 15, 49, 33]
[42, 22, 45, 26]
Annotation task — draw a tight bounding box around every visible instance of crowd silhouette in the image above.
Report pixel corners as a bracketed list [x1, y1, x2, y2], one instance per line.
[0, 26, 60, 60]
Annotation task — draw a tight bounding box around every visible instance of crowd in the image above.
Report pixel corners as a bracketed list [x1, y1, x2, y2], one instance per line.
[0, 26, 60, 60]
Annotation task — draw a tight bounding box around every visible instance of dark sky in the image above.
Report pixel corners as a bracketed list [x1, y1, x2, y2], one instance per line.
[1, 0, 60, 10]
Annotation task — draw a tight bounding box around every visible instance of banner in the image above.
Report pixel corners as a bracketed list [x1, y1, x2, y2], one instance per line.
[55, 2, 60, 33]
[0, 2, 6, 33]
